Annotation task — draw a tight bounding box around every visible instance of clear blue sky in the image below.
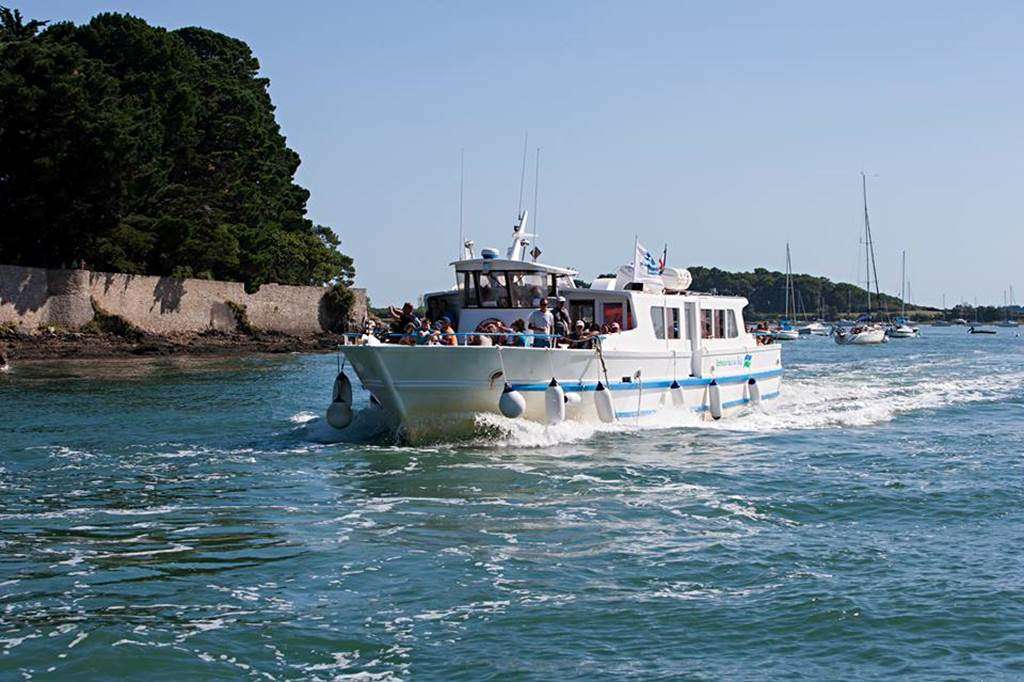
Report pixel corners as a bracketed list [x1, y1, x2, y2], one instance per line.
[25, 1, 1024, 307]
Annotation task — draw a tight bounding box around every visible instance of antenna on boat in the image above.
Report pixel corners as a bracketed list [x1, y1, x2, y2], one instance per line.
[458, 148, 465, 260]
[531, 147, 541, 261]
[517, 131, 529, 216]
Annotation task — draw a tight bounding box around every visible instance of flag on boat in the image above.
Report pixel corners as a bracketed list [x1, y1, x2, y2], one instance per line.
[632, 240, 662, 284]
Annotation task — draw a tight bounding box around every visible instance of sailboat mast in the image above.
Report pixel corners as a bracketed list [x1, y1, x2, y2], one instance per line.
[901, 250, 906, 318]
[862, 173, 871, 315]
[784, 242, 792, 321]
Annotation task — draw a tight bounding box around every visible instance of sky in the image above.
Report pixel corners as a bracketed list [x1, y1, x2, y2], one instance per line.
[24, 1, 1024, 307]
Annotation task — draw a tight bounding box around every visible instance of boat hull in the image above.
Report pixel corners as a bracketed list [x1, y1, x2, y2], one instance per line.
[338, 344, 783, 441]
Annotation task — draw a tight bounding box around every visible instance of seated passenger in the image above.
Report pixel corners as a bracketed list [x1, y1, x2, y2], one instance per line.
[511, 319, 529, 347]
[437, 316, 458, 346]
[399, 322, 416, 346]
[414, 319, 435, 345]
[609, 322, 621, 334]
[568, 320, 593, 349]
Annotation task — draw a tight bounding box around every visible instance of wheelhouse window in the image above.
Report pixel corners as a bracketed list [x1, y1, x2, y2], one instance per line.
[508, 272, 548, 308]
[478, 271, 510, 308]
[650, 306, 666, 339]
[462, 272, 478, 307]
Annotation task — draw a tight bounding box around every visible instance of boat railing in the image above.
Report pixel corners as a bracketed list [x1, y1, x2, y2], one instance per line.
[339, 331, 599, 348]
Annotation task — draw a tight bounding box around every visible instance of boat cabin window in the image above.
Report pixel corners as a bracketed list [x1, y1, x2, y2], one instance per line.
[602, 301, 634, 329]
[700, 306, 740, 339]
[725, 310, 739, 338]
[668, 308, 682, 339]
[650, 306, 666, 339]
[570, 300, 595, 326]
[478, 271, 511, 308]
[462, 272, 478, 307]
[508, 272, 549, 308]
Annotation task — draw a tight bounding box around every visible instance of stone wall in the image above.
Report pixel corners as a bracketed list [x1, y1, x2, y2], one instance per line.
[0, 264, 366, 336]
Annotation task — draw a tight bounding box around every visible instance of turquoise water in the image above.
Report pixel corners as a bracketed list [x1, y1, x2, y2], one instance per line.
[2, 328, 1023, 679]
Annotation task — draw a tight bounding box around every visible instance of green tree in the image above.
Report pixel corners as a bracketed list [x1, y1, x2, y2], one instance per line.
[0, 8, 354, 292]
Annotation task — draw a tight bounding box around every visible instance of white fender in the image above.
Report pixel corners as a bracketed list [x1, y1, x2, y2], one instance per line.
[545, 378, 565, 425]
[670, 379, 686, 408]
[564, 392, 582, 406]
[747, 378, 761, 407]
[708, 380, 723, 420]
[594, 381, 616, 423]
[326, 371, 353, 429]
[499, 383, 526, 419]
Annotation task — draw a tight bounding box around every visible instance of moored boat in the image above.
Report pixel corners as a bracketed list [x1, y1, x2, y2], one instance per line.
[328, 215, 783, 441]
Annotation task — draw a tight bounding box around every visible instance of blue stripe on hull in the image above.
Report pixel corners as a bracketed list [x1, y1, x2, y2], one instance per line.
[509, 368, 782, 393]
[610, 390, 780, 420]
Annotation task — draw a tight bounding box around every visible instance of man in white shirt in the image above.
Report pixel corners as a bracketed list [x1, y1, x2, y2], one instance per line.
[528, 297, 554, 347]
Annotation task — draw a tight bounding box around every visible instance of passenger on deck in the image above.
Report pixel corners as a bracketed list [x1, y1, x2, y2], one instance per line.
[568, 320, 593, 349]
[609, 322, 621, 334]
[389, 302, 420, 333]
[437, 316, 457, 346]
[553, 297, 571, 338]
[511, 319, 529, 347]
[414, 319, 435, 345]
[399, 322, 416, 345]
[528, 298, 554, 348]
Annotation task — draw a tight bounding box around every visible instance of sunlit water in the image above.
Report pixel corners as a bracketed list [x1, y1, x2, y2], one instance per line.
[2, 328, 1023, 679]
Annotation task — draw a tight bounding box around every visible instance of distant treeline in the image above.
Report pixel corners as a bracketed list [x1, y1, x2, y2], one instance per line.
[0, 8, 353, 292]
[687, 266, 920, 319]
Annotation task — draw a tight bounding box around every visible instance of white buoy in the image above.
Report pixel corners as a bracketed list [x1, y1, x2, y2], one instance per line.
[747, 378, 761, 407]
[564, 391, 582, 407]
[499, 383, 526, 419]
[545, 378, 565, 425]
[670, 379, 686, 408]
[594, 381, 616, 423]
[325, 371, 353, 429]
[708, 380, 723, 420]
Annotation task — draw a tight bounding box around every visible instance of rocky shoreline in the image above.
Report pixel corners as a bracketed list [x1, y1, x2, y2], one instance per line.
[0, 328, 345, 361]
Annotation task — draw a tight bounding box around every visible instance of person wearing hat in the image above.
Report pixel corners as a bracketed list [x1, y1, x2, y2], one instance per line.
[527, 297, 554, 348]
[553, 296, 571, 339]
[437, 316, 457, 346]
[568, 319, 592, 348]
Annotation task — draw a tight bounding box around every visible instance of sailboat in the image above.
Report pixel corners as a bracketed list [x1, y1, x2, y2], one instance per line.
[996, 286, 1019, 327]
[772, 243, 800, 340]
[887, 250, 919, 338]
[968, 297, 996, 334]
[932, 294, 952, 326]
[835, 173, 887, 345]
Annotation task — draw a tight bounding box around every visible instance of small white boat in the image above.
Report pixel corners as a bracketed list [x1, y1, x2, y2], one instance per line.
[772, 328, 800, 341]
[834, 324, 888, 345]
[886, 253, 920, 339]
[887, 324, 919, 338]
[328, 214, 783, 441]
[771, 244, 801, 341]
[797, 321, 830, 335]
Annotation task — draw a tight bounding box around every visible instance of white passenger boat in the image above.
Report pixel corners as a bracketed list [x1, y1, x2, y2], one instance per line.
[327, 215, 783, 441]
